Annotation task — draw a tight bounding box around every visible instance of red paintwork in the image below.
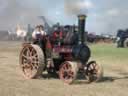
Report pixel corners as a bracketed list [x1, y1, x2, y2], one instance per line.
[45, 30, 73, 61]
[46, 39, 52, 49]
[53, 46, 73, 61]
[53, 31, 63, 39]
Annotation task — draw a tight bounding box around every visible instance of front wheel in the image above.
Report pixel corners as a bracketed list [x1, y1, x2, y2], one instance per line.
[59, 61, 78, 84]
[85, 61, 103, 83]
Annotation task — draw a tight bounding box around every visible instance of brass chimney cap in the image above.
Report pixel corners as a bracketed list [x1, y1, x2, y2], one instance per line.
[78, 14, 87, 20]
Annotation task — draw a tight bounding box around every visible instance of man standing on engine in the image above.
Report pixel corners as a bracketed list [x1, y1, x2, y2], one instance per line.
[32, 25, 47, 51]
[32, 25, 46, 40]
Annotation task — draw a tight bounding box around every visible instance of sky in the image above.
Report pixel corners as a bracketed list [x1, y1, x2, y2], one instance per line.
[0, 0, 128, 35]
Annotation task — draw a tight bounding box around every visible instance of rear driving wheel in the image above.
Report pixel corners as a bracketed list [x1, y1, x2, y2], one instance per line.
[59, 61, 78, 84]
[19, 44, 45, 79]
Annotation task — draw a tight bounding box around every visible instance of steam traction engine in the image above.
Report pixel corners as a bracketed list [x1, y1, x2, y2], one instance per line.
[19, 15, 103, 84]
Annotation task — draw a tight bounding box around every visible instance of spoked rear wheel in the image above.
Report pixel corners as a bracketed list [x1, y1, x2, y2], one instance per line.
[85, 61, 103, 82]
[59, 61, 78, 84]
[19, 44, 45, 79]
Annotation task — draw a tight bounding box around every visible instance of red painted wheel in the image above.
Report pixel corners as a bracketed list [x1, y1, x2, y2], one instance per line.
[59, 61, 78, 84]
[86, 61, 103, 82]
[19, 44, 45, 79]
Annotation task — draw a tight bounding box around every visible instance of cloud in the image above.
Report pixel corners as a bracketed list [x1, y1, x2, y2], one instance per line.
[81, 0, 94, 9]
[64, 0, 94, 15]
[106, 8, 120, 16]
[55, 11, 61, 16]
[0, 0, 128, 36]
[0, 0, 46, 30]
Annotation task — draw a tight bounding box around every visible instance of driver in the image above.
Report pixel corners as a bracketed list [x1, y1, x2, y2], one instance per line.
[32, 25, 47, 54]
[32, 25, 46, 40]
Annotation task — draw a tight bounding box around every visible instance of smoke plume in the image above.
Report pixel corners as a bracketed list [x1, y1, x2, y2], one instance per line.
[64, 0, 92, 16]
[0, 0, 45, 30]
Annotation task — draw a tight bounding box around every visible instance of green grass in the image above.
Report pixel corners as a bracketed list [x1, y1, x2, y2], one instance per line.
[90, 43, 128, 60]
[89, 43, 128, 73]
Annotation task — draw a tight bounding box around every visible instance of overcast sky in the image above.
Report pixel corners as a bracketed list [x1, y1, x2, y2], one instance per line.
[0, 0, 128, 35]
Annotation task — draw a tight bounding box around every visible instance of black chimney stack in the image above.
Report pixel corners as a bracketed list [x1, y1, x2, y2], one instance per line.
[78, 14, 86, 44]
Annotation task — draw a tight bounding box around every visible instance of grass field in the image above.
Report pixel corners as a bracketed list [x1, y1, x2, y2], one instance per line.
[0, 41, 128, 96]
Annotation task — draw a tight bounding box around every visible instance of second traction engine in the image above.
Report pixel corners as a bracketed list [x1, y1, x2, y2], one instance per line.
[19, 15, 103, 84]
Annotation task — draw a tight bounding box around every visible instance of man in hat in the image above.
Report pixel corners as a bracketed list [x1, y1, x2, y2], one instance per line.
[32, 25, 46, 39]
[32, 25, 47, 50]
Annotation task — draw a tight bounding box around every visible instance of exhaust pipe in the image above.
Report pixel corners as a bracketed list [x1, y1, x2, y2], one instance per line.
[78, 14, 87, 44]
